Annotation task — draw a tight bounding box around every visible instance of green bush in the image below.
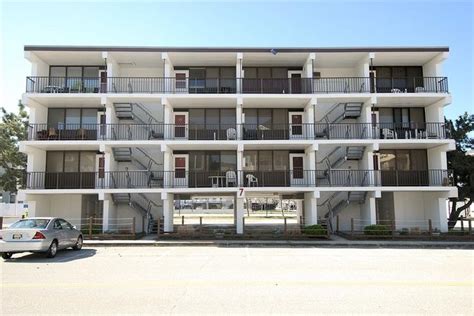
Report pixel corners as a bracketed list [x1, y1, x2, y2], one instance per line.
[303, 224, 327, 236]
[364, 224, 391, 236]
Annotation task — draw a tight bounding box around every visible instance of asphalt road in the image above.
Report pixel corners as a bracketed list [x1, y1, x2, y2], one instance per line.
[1, 246, 473, 315]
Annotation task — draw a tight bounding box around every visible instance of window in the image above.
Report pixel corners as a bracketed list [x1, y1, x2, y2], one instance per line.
[53, 220, 62, 229]
[59, 219, 74, 230]
[244, 151, 258, 171]
[243, 151, 291, 171]
[379, 150, 428, 171]
[46, 151, 96, 173]
[47, 108, 98, 129]
[258, 151, 273, 171]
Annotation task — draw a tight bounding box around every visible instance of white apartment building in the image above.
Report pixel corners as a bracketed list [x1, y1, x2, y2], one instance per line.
[18, 45, 457, 235]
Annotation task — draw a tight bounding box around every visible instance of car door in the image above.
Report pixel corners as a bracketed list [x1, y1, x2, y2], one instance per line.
[52, 219, 67, 249]
[59, 219, 77, 246]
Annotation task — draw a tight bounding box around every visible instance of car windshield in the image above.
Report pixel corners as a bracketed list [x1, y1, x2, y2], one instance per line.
[9, 219, 50, 229]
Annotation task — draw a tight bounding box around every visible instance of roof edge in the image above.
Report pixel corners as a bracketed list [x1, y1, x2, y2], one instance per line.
[24, 45, 450, 53]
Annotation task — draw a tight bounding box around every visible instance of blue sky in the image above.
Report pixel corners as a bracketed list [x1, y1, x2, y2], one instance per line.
[1, 0, 472, 119]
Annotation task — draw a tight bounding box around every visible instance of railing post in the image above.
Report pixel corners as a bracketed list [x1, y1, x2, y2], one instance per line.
[199, 216, 203, 231]
[284, 217, 287, 236]
[468, 220, 472, 235]
[350, 218, 354, 235]
[132, 217, 136, 235]
[0, 217, 3, 230]
[88, 217, 93, 237]
[336, 215, 340, 233]
[242, 217, 245, 235]
[182, 215, 185, 226]
[428, 219, 432, 236]
[142, 215, 145, 234]
[460, 219, 464, 231]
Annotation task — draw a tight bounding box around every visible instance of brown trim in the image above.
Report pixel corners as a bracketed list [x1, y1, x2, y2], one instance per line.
[24, 45, 450, 53]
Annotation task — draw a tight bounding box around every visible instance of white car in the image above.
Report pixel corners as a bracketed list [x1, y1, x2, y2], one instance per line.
[0, 217, 83, 259]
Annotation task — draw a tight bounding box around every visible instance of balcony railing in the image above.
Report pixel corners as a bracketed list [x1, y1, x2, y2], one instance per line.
[26, 76, 449, 94]
[373, 77, 448, 93]
[314, 122, 448, 140]
[24, 169, 451, 189]
[27, 122, 449, 141]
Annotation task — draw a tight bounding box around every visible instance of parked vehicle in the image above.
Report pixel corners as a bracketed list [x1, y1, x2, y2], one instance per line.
[0, 217, 83, 259]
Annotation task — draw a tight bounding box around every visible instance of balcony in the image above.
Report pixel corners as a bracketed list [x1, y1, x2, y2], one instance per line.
[26, 76, 449, 94]
[314, 122, 449, 140]
[24, 169, 451, 190]
[373, 77, 448, 93]
[27, 122, 449, 141]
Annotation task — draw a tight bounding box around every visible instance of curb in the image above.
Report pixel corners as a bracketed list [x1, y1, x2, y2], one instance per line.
[83, 240, 474, 249]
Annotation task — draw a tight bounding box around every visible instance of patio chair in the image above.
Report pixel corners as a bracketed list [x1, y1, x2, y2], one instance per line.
[226, 128, 237, 140]
[382, 128, 396, 139]
[226, 171, 237, 187]
[415, 86, 425, 93]
[48, 128, 58, 140]
[246, 174, 258, 187]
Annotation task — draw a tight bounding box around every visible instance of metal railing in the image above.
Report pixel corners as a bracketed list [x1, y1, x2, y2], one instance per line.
[239, 170, 316, 187]
[316, 169, 376, 187]
[314, 122, 448, 140]
[373, 77, 449, 93]
[27, 122, 448, 141]
[24, 169, 451, 189]
[26, 76, 104, 93]
[26, 76, 449, 94]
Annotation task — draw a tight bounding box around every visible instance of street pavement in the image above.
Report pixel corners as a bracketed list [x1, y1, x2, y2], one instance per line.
[1, 246, 473, 314]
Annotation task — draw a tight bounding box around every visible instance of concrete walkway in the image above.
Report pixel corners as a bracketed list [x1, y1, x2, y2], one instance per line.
[83, 238, 474, 249]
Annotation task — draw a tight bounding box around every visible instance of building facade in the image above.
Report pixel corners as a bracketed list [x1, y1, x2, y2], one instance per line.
[19, 45, 457, 235]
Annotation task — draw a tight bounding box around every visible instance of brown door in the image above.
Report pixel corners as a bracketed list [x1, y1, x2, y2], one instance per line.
[290, 113, 303, 138]
[100, 71, 107, 93]
[174, 113, 187, 138]
[291, 155, 304, 180]
[290, 73, 302, 93]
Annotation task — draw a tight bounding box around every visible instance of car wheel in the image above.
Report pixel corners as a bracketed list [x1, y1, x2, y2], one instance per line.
[46, 241, 58, 258]
[1, 252, 13, 259]
[72, 236, 83, 251]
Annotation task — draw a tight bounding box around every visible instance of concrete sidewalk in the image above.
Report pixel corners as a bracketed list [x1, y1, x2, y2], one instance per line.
[83, 238, 474, 249]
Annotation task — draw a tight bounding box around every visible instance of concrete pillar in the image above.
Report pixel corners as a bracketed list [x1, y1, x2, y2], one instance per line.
[162, 192, 174, 232]
[303, 53, 315, 78]
[162, 98, 173, 139]
[236, 53, 243, 93]
[161, 144, 172, 187]
[102, 199, 111, 232]
[304, 192, 318, 225]
[437, 197, 448, 232]
[235, 195, 245, 234]
[295, 200, 303, 225]
[237, 144, 244, 186]
[304, 98, 316, 139]
[236, 98, 243, 139]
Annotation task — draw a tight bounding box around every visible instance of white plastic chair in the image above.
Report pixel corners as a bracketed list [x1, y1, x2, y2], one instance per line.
[382, 128, 396, 139]
[226, 171, 237, 187]
[226, 128, 237, 140]
[246, 174, 258, 187]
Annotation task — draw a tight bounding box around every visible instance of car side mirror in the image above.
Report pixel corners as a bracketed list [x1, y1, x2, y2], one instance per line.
[72, 226, 77, 230]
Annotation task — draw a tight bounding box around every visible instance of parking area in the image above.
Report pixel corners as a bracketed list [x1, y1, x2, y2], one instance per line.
[1, 246, 472, 314]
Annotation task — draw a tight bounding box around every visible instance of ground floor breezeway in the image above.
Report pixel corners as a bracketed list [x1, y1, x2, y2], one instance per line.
[17, 186, 455, 237]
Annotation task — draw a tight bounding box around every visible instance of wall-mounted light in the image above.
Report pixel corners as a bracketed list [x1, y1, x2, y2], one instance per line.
[270, 49, 278, 55]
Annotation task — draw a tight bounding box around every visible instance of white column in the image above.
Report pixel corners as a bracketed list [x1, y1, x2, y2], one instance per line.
[304, 192, 318, 225]
[295, 200, 303, 224]
[437, 198, 448, 232]
[235, 195, 245, 234]
[236, 53, 243, 93]
[237, 144, 244, 187]
[303, 53, 315, 78]
[236, 98, 243, 139]
[163, 98, 173, 139]
[161, 144, 172, 187]
[102, 198, 111, 233]
[162, 192, 174, 232]
[304, 98, 316, 139]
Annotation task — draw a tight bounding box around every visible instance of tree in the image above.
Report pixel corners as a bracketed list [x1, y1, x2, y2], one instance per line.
[445, 112, 474, 229]
[0, 102, 28, 192]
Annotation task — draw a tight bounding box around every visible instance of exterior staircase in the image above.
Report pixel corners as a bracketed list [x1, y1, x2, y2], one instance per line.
[316, 146, 366, 184]
[315, 102, 364, 139]
[112, 103, 163, 140]
[318, 191, 368, 233]
[111, 193, 162, 234]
